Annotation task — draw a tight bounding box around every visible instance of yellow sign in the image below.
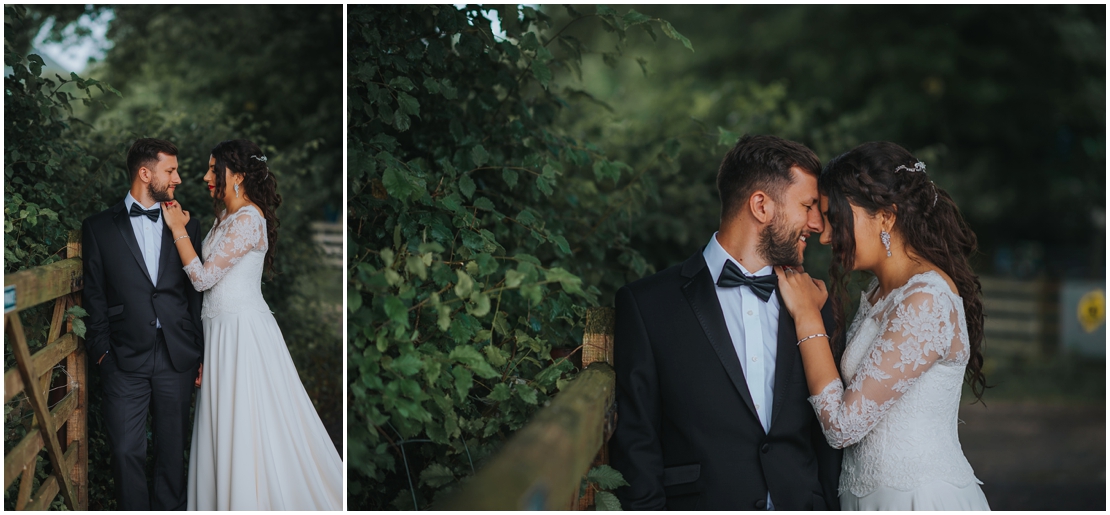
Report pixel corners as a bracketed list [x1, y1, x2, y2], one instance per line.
[1077, 289, 1105, 333]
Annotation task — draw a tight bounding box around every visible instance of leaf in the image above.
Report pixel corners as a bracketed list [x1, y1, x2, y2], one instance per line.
[502, 168, 519, 189]
[588, 465, 630, 490]
[383, 296, 409, 327]
[459, 174, 476, 199]
[449, 345, 499, 378]
[544, 267, 583, 295]
[471, 145, 489, 167]
[504, 268, 525, 288]
[348, 289, 363, 312]
[452, 366, 474, 399]
[466, 291, 491, 317]
[622, 9, 652, 26]
[454, 269, 474, 299]
[596, 5, 618, 17]
[392, 352, 425, 376]
[718, 126, 742, 147]
[419, 463, 455, 488]
[636, 57, 649, 77]
[70, 318, 86, 339]
[595, 491, 622, 511]
[483, 344, 508, 367]
[535, 177, 553, 196]
[515, 384, 538, 404]
[406, 255, 427, 280]
[389, 76, 416, 91]
[531, 60, 552, 89]
[66, 305, 88, 318]
[473, 197, 495, 211]
[488, 382, 511, 401]
[659, 20, 694, 52]
[397, 92, 420, 117]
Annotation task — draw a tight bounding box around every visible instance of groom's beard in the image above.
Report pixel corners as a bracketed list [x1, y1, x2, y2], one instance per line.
[758, 217, 804, 267]
[148, 181, 173, 202]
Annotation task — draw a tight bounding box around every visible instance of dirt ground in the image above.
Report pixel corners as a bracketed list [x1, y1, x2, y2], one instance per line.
[958, 401, 1106, 511]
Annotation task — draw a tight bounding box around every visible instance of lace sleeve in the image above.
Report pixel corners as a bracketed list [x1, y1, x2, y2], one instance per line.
[183, 210, 263, 291]
[808, 288, 965, 448]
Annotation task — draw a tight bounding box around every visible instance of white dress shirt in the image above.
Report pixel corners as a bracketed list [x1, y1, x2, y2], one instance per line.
[125, 192, 162, 328]
[703, 232, 781, 509]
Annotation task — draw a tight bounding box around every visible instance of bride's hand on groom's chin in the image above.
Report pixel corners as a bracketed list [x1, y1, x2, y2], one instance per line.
[774, 265, 828, 319]
[162, 201, 190, 233]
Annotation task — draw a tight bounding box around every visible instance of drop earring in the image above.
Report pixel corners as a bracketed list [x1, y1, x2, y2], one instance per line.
[234, 183, 240, 198]
[880, 230, 892, 257]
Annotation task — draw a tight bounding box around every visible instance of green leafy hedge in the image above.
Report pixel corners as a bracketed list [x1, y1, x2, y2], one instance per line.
[346, 5, 693, 509]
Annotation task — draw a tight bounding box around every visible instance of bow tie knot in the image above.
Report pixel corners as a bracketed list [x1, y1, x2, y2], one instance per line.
[717, 260, 777, 302]
[129, 203, 161, 223]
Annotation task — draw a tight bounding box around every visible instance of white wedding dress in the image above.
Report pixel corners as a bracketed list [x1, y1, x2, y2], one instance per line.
[808, 271, 990, 510]
[183, 205, 343, 510]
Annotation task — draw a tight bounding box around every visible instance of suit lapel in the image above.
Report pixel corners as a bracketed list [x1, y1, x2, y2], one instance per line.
[112, 202, 154, 285]
[155, 218, 175, 287]
[769, 288, 798, 429]
[679, 253, 759, 421]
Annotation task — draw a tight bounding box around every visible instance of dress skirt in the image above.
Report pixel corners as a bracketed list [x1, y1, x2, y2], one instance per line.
[187, 309, 343, 510]
[840, 481, 990, 511]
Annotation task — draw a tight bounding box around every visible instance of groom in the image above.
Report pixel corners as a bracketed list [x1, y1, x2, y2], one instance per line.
[82, 138, 204, 510]
[611, 135, 842, 510]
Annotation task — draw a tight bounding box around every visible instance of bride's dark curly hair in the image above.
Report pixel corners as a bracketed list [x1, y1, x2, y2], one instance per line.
[210, 139, 282, 279]
[819, 141, 987, 401]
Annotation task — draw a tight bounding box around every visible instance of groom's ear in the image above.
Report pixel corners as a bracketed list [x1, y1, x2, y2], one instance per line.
[749, 190, 775, 224]
[136, 165, 153, 185]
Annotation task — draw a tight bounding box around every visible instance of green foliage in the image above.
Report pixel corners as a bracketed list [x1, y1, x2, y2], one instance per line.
[347, 4, 691, 509]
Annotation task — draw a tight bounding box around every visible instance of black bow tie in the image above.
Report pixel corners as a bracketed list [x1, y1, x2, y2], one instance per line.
[129, 203, 161, 223]
[717, 260, 778, 302]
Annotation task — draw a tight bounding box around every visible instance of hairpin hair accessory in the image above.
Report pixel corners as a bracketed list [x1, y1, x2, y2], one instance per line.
[250, 155, 268, 163]
[894, 161, 926, 174]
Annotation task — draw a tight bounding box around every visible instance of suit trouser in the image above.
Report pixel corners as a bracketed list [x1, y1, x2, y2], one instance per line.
[100, 330, 195, 511]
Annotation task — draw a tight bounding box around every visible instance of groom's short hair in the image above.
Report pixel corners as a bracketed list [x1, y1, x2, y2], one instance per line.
[717, 134, 821, 221]
[127, 138, 179, 182]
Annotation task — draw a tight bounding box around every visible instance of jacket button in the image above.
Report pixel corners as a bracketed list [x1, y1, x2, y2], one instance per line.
[150, 320, 156, 326]
[755, 499, 767, 509]
[761, 443, 770, 454]
[152, 293, 159, 299]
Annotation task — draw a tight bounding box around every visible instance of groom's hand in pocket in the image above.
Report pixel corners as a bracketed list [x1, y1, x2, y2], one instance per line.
[196, 363, 203, 388]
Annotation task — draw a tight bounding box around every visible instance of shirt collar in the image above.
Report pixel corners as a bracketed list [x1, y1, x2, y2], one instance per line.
[125, 192, 162, 215]
[703, 231, 773, 284]
[126, 190, 162, 213]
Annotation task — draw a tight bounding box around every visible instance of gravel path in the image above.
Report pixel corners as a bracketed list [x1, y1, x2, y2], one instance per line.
[958, 401, 1106, 511]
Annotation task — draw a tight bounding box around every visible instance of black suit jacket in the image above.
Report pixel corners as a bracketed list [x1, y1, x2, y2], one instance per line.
[82, 200, 204, 372]
[611, 251, 842, 510]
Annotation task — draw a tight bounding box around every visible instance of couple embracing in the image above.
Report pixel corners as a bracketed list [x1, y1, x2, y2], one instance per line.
[81, 138, 342, 510]
[611, 135, 991, 510]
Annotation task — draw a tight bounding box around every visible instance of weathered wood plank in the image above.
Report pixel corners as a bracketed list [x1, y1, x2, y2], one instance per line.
[4, 333, 79, 403]
[24, 442, 79, 512]
[16, 461, 34, 510]
[3, 258, 83, 312]
[4, 388, 78, 490]
[440, 363, 616, 510]
[7, 313, 78, 509]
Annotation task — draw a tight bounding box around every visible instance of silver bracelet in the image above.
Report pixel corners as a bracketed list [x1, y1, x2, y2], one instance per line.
[796, 333, 829, 346]
[173, 234, 190, 244]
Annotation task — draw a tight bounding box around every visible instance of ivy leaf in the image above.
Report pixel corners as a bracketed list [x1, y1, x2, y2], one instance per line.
[70, 318, 87, 339]
[535, 177, 553, 196]
[473, 197, 495, 211]
[389, 76, 416, 91]
[483, 344, 508, 367]
[392, 352, 425, 376]
[544, 267, 583, 295]
[419, 463, 455, 488]
[452, 366, 473, 399]
[397, 92, 420, 117]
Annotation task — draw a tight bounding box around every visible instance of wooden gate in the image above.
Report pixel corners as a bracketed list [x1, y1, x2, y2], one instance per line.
[4, 232, 88, 510]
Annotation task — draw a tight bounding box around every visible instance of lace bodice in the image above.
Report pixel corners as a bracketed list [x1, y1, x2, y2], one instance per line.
[808, 271, 982, 496]
[183, 205, 270, 318]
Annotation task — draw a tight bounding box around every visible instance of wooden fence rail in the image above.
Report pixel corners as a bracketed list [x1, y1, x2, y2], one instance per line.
[4, 232, 88, 510]
[441, 307, 616, 510]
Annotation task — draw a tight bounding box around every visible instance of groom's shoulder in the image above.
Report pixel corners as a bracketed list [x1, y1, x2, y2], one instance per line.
[621, 253, 702, 298]
[83, 202, 121, 227]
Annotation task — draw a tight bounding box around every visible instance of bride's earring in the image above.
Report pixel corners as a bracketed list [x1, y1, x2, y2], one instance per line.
[234, 183, 240, 198]
[880, 229, 892, 257]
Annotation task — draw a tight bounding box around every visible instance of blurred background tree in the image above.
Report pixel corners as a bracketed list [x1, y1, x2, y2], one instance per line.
[4, 4, 341, 510]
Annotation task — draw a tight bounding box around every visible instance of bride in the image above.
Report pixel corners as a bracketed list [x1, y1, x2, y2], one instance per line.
[773, 142, 990, 510]
[162, 139, 343, 510]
